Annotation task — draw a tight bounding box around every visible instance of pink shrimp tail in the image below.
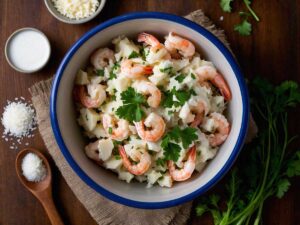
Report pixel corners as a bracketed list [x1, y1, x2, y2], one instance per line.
[118, 145, 127, 160]
[138, 32, 160, 47]
[212, 73, 232, 101]
[144, 66, 153, 75]
[188, 145, 196, 161]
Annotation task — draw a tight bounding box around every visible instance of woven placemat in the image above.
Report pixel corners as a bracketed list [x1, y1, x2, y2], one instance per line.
[29, 10, 255, 225]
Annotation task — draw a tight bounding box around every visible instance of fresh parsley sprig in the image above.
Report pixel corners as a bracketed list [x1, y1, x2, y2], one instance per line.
[161, 88, 193, 108]
[115, 87, 147, 122]
[158, 126, 198, 163]
[196, 78, 300, 225]
[220, 0, 259, 36]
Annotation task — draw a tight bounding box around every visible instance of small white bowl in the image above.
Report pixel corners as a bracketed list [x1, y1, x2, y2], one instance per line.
[44, 0, 106, 24]
[5, 27, 51, 73]
[50, 12, 250, 209]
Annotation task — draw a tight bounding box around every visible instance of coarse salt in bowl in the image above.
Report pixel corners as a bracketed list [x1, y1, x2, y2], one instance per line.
[50, 12, 249, 209]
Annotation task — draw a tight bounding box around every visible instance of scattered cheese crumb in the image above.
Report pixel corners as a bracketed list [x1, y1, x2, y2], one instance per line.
[22, 153, 47, 182]
[52, 0, 100, 20]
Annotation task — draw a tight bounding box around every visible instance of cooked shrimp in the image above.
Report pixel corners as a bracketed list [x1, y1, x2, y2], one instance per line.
[208, 112, 230, 147]
[195, 66, 232, 100]
[168, 145, 196, 181]
[76, 84, 106, 108]
[132, 80, 161, 108]
[135, 113, 166, 142]
[138, 32, 171, 60]
[102, 114, 130, 141]
[121, 59, 153, 79]
[164, 32, 195, 58]
[190, 100, 208, 127]
[90, 47, 115, 70]
[118, 145, 151, 175]
[85, 140, 101, 163]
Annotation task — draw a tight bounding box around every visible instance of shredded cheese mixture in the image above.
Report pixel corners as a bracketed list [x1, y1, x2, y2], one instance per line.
[52, 0, 100, 20]
[21, 153, 47, 182]
[73, 33, 232, 188]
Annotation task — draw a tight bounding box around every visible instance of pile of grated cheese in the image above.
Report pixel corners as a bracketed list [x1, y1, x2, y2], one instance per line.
[22, 153, 47, 182]
[52, 0, 100, 20]
[1, 98, 37, 149]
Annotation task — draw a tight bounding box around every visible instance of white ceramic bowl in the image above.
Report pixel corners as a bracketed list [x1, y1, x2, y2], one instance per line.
[44, 0, 106, 24]
[50, 12, 249, 209]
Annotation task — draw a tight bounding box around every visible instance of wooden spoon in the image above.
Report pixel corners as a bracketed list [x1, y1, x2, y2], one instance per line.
[15, 148, 64, 225]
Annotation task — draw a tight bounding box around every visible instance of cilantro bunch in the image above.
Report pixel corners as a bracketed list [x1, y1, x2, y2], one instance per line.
[116, 87, 147, 122]
[158, 126, 198, 164]
[196, 78, 300, 224]
[220, 0, 260, 36]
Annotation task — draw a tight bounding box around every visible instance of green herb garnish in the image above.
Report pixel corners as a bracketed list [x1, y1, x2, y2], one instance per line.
[159, 126, 198, 163]
[175, 74, 185, 83]
[161, 88, 193, 108]
[115, 87, 147, 122]
[195, 78, 300, 224]
[128, 51, 140, 59]
[96, 69, 105, 76]
[220, 0, 259, 36]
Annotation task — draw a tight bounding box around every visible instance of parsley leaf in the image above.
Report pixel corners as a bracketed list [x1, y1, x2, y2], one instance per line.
[286, 151, 300, 177]
[234, 19, 252, 36]
[108, 62, 120, 80]
[276, 179, 291, 198]
[175, 74, 185, 83]
[160, 67, 175, 75]
[128, 51, 140, 59]
[163, 141, 181, 162]
[180, 127, 199, 148]
[140, 48, 149, 61]
[220, 0, 234, 12]
[115, 87, 147, 122]
[96, 69, 104, 76]
[161, 88, 193, 108]
[160, 126, 198, 162]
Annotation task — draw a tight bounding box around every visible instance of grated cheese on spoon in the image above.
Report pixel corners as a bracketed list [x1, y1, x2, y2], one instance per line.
[1, 99, 37, 149]
[22, 153, 47, 182]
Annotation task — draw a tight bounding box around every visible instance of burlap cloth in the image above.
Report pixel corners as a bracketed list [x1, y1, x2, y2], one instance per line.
[29, 10, 256, 225]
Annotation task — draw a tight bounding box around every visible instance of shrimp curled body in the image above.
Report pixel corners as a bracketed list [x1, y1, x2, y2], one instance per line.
[190, 99, 208, 127]
[85, 140, 101, 163]
[138, 32, 171, 61]
[168, 145, 196, 181]
[164, 32, 195, 58]
[135, 113, 166, 142]
[118, 145, 151, 175]
[208, 112, 230, 147]
[132, 81, 161, 108]
[102, 114, 130, 141]
[76, 84, 106, 108]
[90, 48, 115, 70]
[121, 59, 153, 79]
[195, 66, 232, 101]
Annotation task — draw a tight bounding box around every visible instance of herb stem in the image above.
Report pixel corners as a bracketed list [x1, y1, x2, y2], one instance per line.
[243, 0, 260, 21]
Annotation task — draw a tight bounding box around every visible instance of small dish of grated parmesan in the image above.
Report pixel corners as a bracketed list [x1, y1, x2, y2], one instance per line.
[44, 0, 106, 24]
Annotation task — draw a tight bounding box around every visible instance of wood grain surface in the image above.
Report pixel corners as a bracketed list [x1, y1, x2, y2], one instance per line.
[0, 0, 299, 225]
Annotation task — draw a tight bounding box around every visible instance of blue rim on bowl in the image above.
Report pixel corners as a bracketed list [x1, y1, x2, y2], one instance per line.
[50, 12, 250, 209]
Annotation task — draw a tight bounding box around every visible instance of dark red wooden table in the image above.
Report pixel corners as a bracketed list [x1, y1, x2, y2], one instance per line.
[0, 0, 299, 224]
